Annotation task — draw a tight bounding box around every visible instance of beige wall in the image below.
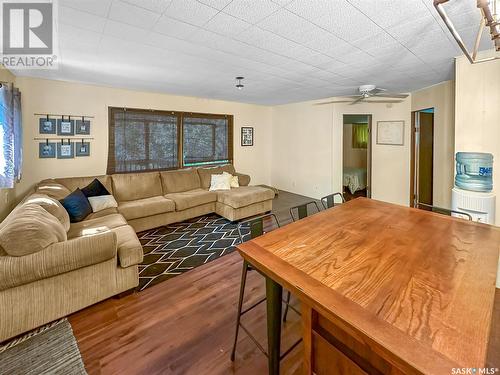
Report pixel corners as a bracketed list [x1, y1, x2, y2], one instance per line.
[0, 68, 17, 220]
[11, 77, 273, 207]
[411, 81, 455, 208]
[455, 52, 500, 225]
[343, 123, 367, 169]
[271, 98, 412, 206]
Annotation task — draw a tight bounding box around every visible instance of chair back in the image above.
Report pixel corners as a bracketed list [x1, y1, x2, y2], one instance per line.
[417, 202, 472, 221]
[321, 192, 345, 209]
[237, 213, 280, 243]
[289, 201, 322, 222]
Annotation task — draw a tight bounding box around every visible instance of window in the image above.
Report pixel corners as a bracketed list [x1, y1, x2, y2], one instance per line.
[352, 123, 368, 149]
[108, 107, 233, 174]
[0, 84, 22, 188]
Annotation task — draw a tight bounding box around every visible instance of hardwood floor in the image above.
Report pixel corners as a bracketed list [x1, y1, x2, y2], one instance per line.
[69, 190, 500, 374]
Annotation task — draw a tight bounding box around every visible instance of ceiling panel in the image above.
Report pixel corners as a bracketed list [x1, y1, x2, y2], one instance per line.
[108, 1, 161, 29]
[121, 0, 173, 13]
[59, 0, 112, 17]
[104, 20, 151, 43]
[154, 15, 200, 39]
[59, 6, 107, 33]
[223, 0, 282, 24]
[164, 0, 219, 26]
[203, 12, 252, 36]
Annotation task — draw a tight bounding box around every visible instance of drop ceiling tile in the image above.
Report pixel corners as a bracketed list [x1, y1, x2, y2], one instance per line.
[236, 26, 300, 55]
[335, 50, 377, 65]
[59, 6, 107, 33]
[347, 0, 430, 29]
[59, 24, 102, 51]
[203, 12, 252, 36]
[196, 0, 233, 10]
[302, 31, 357, 57]
[108, 1, 160, 29]
[59, 0, 112, 17]
[223, 0, 281, 24]
[121, 0, 172, 13]
[103, 20, 151, 43]
[164, 0, 219, 26]
[387, 15, 445, 46]
[295, 53, 336, 68]
[350, 32, 399, 51]
[154, 15, 200, 39]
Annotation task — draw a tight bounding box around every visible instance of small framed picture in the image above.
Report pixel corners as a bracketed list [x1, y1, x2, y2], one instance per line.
[57, 142, 74, 159]
[376, 120, 405, 146]
[39, 118, 56, 134]
[75, 119, 91, 135]
[241, 127, 254, 146]
[39, 142, 56, 158]
[75, 141, 90, 157]
[57, 118, 75, 136]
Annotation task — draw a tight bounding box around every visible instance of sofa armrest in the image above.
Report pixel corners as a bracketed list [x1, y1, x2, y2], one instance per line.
[235, 172, 251, 186]
[0, 231, 117, 291]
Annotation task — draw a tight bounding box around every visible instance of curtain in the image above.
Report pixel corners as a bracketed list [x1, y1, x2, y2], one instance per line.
[352, 123, 368, 149]
[0, 83, 22, 188]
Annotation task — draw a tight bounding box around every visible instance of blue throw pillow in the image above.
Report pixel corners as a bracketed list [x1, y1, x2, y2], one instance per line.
[60, 188, 92, 222]
[81, 178, 110, 197]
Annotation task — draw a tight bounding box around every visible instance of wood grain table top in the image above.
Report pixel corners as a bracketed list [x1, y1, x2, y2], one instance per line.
[237, 198, 500, 374]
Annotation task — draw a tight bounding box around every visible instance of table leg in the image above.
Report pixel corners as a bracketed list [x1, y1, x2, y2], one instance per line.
[266, 276, 282, 375]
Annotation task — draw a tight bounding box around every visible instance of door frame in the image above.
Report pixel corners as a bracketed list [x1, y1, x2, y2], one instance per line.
[342, 114, 373, 198]
[410, 108, 434, 207]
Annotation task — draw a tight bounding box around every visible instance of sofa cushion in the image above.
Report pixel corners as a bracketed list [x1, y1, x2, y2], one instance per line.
[160, 168, 201, 194]
[165, 189, 217, 211]
[112, 172, 162, 201]
[23, 193, 70, 232]
[59, 189, 92, 222]
[56, 175, 113, 195]
[36, 180, 71, 200]
[85, 207, 119, 220]
[216, 186, 275, 209]
[111, 225, 144, 268]
[0, 203, 67, 256]
[220, 164, 236, 175]
[197, 166, 223, 189]
[81, 178, 111, 197]
[67, 213, 128, 239]
[118, 196, 175, 220]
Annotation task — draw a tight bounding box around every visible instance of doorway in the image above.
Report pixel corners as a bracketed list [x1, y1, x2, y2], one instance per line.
[342, 114, 372, 201]
[410, 108, 434, 208]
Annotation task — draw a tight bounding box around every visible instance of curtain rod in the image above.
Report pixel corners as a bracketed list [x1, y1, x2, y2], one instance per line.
[34, 113, 95, 118]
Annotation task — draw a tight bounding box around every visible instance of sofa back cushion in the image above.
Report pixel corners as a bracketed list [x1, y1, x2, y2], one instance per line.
[160, 169, 201, 194]
[197, 166, 223, 189]
[23, 193, 70, 231]
[0, 203, 67, 256]
[36, 180, 72, 200]
[220, 164, 236, 175]
[56, 175, 113, 195]
[112, 172, 162, 201]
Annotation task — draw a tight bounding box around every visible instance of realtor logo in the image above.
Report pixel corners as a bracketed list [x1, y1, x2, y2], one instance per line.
[1, 0, 58, 69]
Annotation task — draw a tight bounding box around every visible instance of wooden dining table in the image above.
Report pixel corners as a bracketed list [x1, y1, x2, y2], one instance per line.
[236, 198, 500, 374]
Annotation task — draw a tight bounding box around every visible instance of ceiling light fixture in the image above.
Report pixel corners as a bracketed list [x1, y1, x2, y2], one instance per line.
[235, 76, 244, 90]
[434, 0, 500, 64]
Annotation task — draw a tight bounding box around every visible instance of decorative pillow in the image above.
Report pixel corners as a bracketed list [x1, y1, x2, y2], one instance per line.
[223, 172, 239, 188]
[0, 203, 67, 256]
[23, 193, 70, 232]
[59, 189, 92, 222]
[88, 195, 118, 213]
[209, 173, 231, 191]
[81, 178, 110, 197]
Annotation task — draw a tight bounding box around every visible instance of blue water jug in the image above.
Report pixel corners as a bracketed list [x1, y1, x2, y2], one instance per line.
[455, 152, 493, 192]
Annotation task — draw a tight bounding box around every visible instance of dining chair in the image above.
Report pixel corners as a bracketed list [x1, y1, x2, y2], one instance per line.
[230, 213, 300, 362]
[289, 201, 322, 222]
[321, 192, 345, 209]
[417, 202, 472, 221]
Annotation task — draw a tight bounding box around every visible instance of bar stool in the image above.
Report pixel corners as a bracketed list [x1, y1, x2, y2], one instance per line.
[230, 213, 300, 362]
[321, 192, 345, 209]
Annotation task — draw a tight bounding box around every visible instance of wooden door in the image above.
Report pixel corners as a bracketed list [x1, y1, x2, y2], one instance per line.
[418, 112, 434, 206]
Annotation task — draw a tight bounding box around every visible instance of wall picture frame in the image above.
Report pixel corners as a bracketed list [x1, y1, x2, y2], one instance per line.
[75, 119, 91, 135]
[57, 118, 75, 136]
[241, 126, 254, 146]
[376, 120, 405, 146]
[57, 142, 74, 159]
[75, 141, 90, 157]
[39, 118, 56, 134]
[39, 142, 56, 158]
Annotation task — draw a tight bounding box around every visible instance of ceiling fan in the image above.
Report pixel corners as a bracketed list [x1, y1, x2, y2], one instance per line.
[316, 85, 409, 105]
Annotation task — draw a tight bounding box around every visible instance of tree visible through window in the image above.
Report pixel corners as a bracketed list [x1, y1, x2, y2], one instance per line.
[107, 108, 233, 174]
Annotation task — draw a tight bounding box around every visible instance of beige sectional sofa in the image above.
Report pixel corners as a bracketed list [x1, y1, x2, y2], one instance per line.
[0, 164, 274, 342]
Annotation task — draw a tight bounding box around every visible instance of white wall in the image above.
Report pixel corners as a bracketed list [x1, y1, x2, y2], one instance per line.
[12, 77, 273, 205]
[272, 98, 412, 206]
[455, 52, 500, 225]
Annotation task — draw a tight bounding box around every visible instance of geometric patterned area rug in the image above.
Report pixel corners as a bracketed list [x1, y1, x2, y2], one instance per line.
[137, 214, 249, 291]
[0, 319, 87, 375]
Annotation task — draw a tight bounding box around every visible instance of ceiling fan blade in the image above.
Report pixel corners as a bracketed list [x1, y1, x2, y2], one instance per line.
[314, 100, 353, 105]
[363, 100, 403, 103]
[349, 96, 366, 105]
[371, 88, 387, 94]
[373, 93, 409, 99]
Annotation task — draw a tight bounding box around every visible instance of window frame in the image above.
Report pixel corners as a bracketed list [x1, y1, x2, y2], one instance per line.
[107, 107, 233, 174]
